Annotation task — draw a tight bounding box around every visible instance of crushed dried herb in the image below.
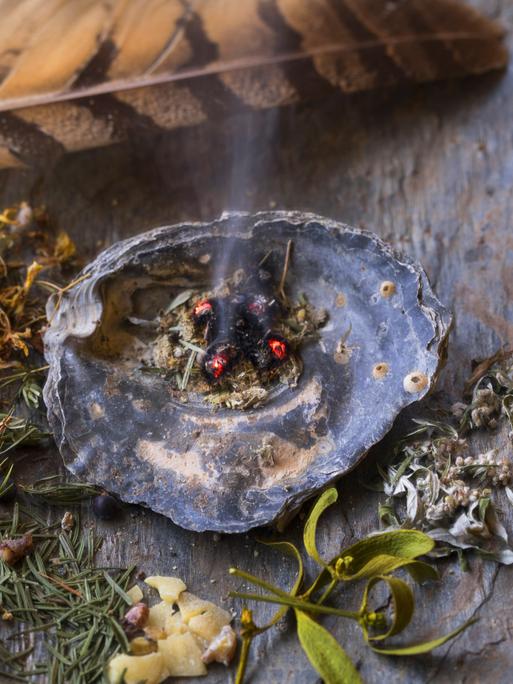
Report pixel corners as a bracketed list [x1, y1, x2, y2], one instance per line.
[139, 245, 327, 409]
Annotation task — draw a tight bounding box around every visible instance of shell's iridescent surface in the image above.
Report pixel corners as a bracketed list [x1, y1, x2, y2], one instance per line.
[43, 212, 451, 532]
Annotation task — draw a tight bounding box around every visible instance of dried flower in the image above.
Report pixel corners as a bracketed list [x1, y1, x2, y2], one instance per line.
[377, 353, 513, 563]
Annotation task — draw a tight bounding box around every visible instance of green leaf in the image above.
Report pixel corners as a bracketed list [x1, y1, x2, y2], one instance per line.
[334, 530, 434, 580]
[370, 618, 477, 655]
[260, 540, 304, 627]
[295, 610, 362, 684]
[339, 554, 438, 583]
[304, 488, 338, 567]
[360, 576, 414, 641]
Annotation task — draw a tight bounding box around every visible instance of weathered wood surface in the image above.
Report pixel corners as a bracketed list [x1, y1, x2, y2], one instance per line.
[1, 0, 513, 681]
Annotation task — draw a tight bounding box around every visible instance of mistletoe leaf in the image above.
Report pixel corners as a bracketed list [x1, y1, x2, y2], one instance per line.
[304, 487, 338, 568]
[360, 575, 414, 641]
[296, 610, 362, 684]
[370, 618, 477, 655]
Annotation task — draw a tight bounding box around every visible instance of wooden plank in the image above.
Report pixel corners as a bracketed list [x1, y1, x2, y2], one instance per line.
[0, 1, 512, 681]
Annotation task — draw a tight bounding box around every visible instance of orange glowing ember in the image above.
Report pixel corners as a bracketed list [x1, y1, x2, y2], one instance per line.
[268, 338, 287, 360]
[210, 353, 228, 378]
[193, 300, 213, 318]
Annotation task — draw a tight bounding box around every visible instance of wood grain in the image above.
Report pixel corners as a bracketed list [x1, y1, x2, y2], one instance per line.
[0, 0, 512, 681]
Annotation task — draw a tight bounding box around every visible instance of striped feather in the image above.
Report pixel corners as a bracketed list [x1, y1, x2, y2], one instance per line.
[0, 0, 507, 168]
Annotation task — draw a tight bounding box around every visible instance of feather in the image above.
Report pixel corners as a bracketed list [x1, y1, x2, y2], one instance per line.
[0, 0, 507, 168]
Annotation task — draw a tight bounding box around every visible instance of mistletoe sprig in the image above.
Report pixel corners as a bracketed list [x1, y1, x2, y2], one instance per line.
[229, 487, 474, 684]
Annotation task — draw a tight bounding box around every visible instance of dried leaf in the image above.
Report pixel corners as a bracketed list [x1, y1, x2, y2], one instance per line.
[464, 349, 513, 395]
[53, 232, 76, 263]
[295, 611, 362, 684]
[403, 477, 423, 525]
[164, 290, 194, 314]
[378, 501, 399, 527]
[23, 260, 43, 292]
[484, 503, 509, 543]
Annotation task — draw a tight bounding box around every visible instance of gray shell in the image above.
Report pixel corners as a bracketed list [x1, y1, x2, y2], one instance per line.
[43, 211, 451, 533]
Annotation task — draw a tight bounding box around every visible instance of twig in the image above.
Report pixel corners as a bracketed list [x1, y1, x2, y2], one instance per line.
[278, 240, 293, 305]
[229, 591, 360, 619]
[38, 573, 84, 599]
[258, 250, 273, 267]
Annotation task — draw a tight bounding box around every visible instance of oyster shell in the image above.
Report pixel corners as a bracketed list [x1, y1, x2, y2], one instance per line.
[43, 211, 451, 532]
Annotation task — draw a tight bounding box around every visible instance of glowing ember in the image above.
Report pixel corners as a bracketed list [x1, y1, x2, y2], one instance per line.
[208, 353, 229, 379]
[194, 288, 290, 381]
[192, 299, 214, 324]
[203, 342, 238, 382]
[267, 336, 288, 361]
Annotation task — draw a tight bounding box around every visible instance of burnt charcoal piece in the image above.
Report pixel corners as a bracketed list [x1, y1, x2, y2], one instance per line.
[246, 340, 272, 370]
[203, 341, 239, 381]
[192, 298, 215, 326]
[205, 298, 237, 345]
[246, 332, 289, 370]
[44, 211, 451, 533]
[233, 314, 253, 356]
[243, 293, 279, 328]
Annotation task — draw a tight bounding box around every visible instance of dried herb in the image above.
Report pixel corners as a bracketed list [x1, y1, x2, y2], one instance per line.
[19, 475, 101, 504]
[0, 458, 14, 499]
[0, 203, 80, 488]
[142, 244, 326, 409]
[229, 488, 473, 683]
[0, 204, 137, 680]
[376, 352, 513, 563]
[0, 411, 48, 456]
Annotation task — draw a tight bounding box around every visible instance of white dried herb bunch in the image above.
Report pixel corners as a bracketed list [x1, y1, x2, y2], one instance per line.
[378, 355, 513, 564]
